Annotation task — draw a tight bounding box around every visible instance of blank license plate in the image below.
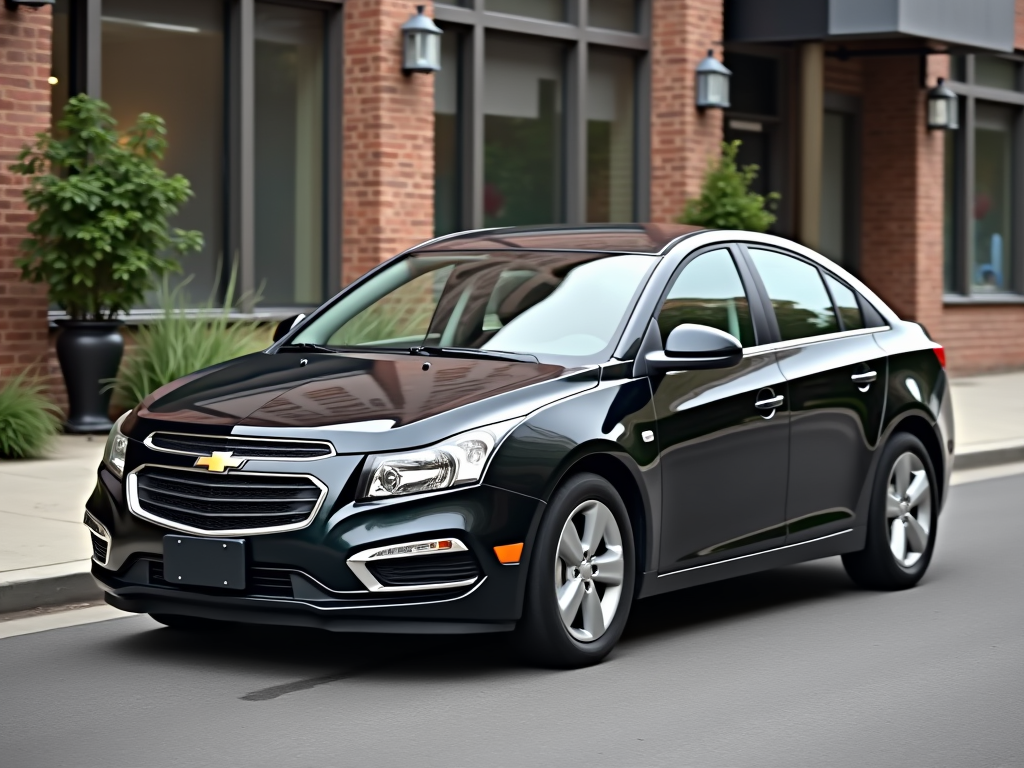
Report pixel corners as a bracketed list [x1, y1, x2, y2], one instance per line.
[163, 535, 246, 590]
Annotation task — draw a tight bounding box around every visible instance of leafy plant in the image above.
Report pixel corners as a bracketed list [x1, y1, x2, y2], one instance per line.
[11, 94, 203, 320]
[0, 371, 62, 460]
[679, 140, 780, 232]
[112, 270, 272, 408]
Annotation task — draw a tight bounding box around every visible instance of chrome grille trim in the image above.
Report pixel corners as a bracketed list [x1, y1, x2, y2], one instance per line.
[144, 432, 336, 461]
[126, 464, 329, 537]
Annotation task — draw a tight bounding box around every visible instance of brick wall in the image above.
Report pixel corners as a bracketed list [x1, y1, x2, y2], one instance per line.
[342, 0, 436, 284]
[0, 4, 51, 386]
[649, 0, 724, 223]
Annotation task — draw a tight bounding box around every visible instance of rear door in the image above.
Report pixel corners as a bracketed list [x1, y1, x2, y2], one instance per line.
[742, 246, 887, 543]
[652, 246, 791, 573]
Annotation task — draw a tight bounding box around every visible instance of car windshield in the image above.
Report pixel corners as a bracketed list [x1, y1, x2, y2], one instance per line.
[290, 251, 658, 365]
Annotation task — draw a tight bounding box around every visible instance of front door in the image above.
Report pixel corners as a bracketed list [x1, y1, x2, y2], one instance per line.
[744, 246, 887, 543]
[652, 247, 791, 573]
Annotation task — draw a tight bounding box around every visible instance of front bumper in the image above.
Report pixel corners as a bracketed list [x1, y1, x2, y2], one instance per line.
[87, 459, 545, 632]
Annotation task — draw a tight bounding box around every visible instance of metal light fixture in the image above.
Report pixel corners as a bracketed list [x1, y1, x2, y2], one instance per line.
[696, 49, 731, 109]
[927, 77, 959, 130]
[401, 5, 443, 75]
[4, 0, 55, 9]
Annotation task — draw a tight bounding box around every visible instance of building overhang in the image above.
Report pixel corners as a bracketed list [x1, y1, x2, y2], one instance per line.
[725, 0, 1015, 53]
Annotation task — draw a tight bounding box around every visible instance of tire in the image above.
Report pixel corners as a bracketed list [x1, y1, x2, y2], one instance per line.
[516, 472, 636, 668]
[842, 432, 939, 590]
[148, 613, 226, 631]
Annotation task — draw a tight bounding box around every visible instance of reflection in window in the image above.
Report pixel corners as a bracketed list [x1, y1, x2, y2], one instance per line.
[748, 249, 838, 341]
[823, 274, 863, 331]
[657, 249, 755, 347]
[254, 3, 325, 306]
[589, 0, 637, 31]
[943, 129, 957, 292]
[972, 104, 1014, 293]
[483, 36, 564, 227]
[486, 0, 565, 22]
[587, 49, 635, 222]
[435, 27, 461, 236]
[102, 0, 224, 303]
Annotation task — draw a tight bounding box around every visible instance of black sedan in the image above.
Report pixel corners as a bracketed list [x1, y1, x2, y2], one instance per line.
[87, 224, 953, 667]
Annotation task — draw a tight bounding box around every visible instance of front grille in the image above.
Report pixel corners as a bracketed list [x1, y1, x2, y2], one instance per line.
[149, 560, 294, 598]
[134, 467, 324, 533]
[148, 433, 333, 460]
[367, 552, 481, 588]
[91, 534, 108, 563]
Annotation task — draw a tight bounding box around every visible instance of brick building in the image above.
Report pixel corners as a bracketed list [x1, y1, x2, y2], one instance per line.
[1, 0, 1023, 406]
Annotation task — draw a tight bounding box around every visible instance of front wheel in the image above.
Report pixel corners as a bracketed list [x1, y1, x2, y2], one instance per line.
[843, 432, 939, 590]
[517, 473, 636, 668]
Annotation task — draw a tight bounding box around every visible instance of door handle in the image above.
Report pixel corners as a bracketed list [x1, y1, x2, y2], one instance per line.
[755, 394, 785, 410]
[851, 371, 878, 384]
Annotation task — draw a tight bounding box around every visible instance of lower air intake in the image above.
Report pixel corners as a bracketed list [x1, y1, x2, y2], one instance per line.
[366, 552, 481, 588]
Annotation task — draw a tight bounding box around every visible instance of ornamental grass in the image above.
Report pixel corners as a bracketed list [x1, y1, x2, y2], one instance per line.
[0, 370, 61, 460]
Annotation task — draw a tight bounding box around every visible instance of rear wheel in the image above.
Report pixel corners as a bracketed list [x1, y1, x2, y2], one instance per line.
[517, 473, 635, 668]
[843, 433, 939, 590]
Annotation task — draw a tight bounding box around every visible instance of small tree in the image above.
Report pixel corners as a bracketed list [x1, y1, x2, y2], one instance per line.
[679, 140, 780, 232]
[11, 95, 202, 320]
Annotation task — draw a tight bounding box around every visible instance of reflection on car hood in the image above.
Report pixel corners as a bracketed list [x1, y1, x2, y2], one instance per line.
[131, 351, 578, 434]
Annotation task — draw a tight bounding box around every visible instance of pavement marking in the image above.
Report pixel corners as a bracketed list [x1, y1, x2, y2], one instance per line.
[0, 603, 134, 640]
[241, 670, 359, 701]
[950, 461, 1024, 487]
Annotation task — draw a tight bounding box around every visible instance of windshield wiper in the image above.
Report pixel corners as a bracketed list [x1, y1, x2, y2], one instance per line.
[278, 342, 339, 354]
[410, 346, 539, 364]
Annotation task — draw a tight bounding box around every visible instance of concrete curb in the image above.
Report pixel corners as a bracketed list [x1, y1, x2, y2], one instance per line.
[0, 561, 101, 615]
[953, 439, 1024, 471]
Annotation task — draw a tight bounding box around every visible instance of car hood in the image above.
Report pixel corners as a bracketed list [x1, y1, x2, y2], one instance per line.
[127, 351, 598, 452]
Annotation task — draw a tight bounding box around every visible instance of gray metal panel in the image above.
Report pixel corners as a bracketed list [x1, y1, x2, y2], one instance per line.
[727, 0, 1015, 51]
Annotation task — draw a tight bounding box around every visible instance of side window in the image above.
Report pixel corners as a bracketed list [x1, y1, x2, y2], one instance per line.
[657, 249, 756, 347]
[748, 248, 839, 341]
[823, 273, 864, 331]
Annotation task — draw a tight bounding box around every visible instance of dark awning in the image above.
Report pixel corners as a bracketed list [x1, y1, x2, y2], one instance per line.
[725, 0, 1015, 52]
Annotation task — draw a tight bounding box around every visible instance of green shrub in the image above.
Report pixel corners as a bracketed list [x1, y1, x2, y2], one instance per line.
[112, 270, 272, 408]
[0, 371, 62, 460]
[11, 94, 203, 320]
[679, 140, 780, 233]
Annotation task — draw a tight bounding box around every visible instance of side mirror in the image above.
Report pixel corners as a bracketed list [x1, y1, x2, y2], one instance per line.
[272, 313, 306, 343]
[645, 323, 743, 372]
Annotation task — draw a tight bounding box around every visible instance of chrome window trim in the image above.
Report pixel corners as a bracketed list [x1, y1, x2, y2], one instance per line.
[346, 537, 478, 593]
[742, 325, 891, 357]
[144, 432, 337, 461]
[125, 464, 329, 537]
[84, 511, 111, 567]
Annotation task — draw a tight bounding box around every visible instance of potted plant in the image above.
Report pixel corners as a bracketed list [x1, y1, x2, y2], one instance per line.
[679, 139, 780, 232]
[11, 95, 202, 433]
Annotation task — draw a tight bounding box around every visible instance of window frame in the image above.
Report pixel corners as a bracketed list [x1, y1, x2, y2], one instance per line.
[58, 0, 343, 317]
[433, 0, 651, 234]
[944, 53, 1024, 300]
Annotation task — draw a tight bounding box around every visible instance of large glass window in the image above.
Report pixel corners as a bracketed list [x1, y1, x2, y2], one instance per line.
[254, 3, 326, 307]
[483, 35, 565, 228]
[587, 48, 635, 222]
[658, 249, 755, 347]
[486, 0, 565, 22]
[748, 249, 839, 341]
[101, 0, 225, 302]
[435, 27, 462, 236]
[589, 0, 637, 32]
[972, 104, 1014, 293]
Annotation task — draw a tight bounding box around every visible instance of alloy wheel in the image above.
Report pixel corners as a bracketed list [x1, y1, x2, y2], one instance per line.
[554, 499, 625, 642]
[886, 451, 932, 568]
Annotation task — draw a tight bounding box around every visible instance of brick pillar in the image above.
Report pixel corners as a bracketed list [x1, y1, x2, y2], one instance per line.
[342, 0, 435, 284]
[649, 0, 724, 223]
[859, 54, 946, 332]
[0, 5, 51, 385]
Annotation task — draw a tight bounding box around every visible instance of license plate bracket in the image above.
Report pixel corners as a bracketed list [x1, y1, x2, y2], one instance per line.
[163, 535, 246, 590]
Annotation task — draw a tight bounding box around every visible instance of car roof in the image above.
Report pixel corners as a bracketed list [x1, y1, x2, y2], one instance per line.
[411, 223, 708, 256]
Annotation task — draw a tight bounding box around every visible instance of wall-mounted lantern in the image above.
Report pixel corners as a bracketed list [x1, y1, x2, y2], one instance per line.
[401, 5, 443, 75]
[696, 49, 731, 109]
[927, 77, 959, 130]
[4, 0, 55, 10]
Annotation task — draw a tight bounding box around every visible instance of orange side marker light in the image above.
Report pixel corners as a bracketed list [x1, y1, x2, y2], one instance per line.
[493, 542, 524, 565]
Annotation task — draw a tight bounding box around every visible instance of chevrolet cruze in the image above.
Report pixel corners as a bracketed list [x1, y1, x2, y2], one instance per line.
[87, 224, 953, 667]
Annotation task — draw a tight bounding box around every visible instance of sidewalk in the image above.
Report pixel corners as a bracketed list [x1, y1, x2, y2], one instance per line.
[2, 370, 1023, 614]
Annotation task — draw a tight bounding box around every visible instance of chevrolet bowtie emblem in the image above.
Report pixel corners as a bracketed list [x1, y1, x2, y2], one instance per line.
[194, 451, 246, 472]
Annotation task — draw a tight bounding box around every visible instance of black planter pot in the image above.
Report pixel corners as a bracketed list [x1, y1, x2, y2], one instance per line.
[55, 320, 125, 434]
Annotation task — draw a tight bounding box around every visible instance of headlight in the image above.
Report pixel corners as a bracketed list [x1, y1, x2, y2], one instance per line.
[104, 412, 130, 478]
[362, 418, 522, 499]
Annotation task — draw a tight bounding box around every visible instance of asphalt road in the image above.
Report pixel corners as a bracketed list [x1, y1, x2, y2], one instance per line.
[2, 473, 1022, 768]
